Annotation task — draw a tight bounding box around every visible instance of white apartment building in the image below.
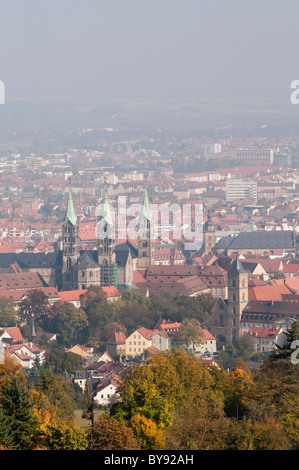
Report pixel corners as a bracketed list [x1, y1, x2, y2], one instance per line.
[226, 179, 257, 202]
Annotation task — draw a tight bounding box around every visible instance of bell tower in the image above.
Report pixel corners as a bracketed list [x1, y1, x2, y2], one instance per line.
[204, 210, 215, 255]
[226, 258, 248, 344]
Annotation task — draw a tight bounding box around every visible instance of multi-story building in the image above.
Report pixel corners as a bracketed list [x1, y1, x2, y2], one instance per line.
[226, 179, 257, 202]
[236, 148, 274, 167]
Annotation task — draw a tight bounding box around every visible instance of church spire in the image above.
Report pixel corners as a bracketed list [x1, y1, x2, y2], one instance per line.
[98, 183, 113, 225]
[139, 185, 152, 222]
[63, 181, 77, 226]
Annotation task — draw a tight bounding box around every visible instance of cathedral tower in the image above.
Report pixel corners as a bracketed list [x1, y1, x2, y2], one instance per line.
[96, 184, 116, 286]
[62, 184, 80, 289]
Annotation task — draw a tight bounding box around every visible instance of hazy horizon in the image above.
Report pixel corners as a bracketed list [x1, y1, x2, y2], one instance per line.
[1, 0, 299, 105]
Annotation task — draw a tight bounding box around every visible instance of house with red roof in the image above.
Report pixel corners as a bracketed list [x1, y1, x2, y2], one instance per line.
[282, 263, 299, 278]
[5, 342, 45, 369]
[106, 331, 127, 358]
[58, 286, 120, 307]
[0, 286, 60, 305]
[247, 326, 284, 352]
[0, 327, 23, 345]
[154, 247, 186, 265]
[93, 375, 123, 406]
[125, 321, 217, 357]
[65, 344, 94, 358]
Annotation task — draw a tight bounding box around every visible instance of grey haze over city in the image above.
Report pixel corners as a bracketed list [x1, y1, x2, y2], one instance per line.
[0, 0, 299, 104]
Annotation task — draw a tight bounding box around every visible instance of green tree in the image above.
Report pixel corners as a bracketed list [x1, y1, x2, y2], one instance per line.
[0, 297, 17, 327]
[44, 421, 88, 450]
[44, 348, 85, 375]
[0, 406, 14, 449]
[42, 301, 89, 347]
[35, 368, 76, 423]
[174, 318, 205, 356]
[0, 376, 40, 450]
[112, 350, 216, 431]
[251, 357, 299, 448]
[18, 289, 49, 323]
[173, 293, 215, 323]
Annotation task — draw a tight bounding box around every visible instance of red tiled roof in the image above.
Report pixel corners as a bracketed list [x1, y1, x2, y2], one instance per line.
[58, 290, 88, 302]
[0, 272, 47, 291]
[202, 329, 216, 341]
[248, 326, 281, 339]
[146, 345, 161, 355]
[249, 284, 294, 301]
[106, 331, 127, 345]
[3, 327, 23, 343]
[0, 286, 59, 302]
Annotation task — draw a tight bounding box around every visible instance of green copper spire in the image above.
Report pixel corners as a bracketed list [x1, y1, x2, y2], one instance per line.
[139, 185, 152, 222]
[63, 183, 77, 226]
[98, 183, 113, 225]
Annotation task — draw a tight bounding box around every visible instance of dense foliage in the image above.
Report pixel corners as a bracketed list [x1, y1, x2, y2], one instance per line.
[1, 288, 298, 450]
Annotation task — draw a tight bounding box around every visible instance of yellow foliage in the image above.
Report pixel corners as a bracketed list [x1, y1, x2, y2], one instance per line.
[130, 413, 165, 450]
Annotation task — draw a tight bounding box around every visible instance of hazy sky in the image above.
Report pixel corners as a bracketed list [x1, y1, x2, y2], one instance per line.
[1, 0, 299, 103]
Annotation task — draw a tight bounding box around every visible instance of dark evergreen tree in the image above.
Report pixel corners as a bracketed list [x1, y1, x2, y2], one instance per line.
[0, 406, 14, 449]
[0, 376, 39, 449]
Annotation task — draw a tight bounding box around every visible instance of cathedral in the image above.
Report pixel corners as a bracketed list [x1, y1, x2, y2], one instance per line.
[56, 183, 154, 291]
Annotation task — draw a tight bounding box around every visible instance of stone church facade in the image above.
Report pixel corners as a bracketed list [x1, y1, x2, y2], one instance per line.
[56, 184, 154, 291]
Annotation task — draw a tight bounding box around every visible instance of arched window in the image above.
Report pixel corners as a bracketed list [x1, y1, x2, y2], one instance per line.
[233, 293, 236, 301]
[220, 314, 224, 327]
[232, 279, 236, 288]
